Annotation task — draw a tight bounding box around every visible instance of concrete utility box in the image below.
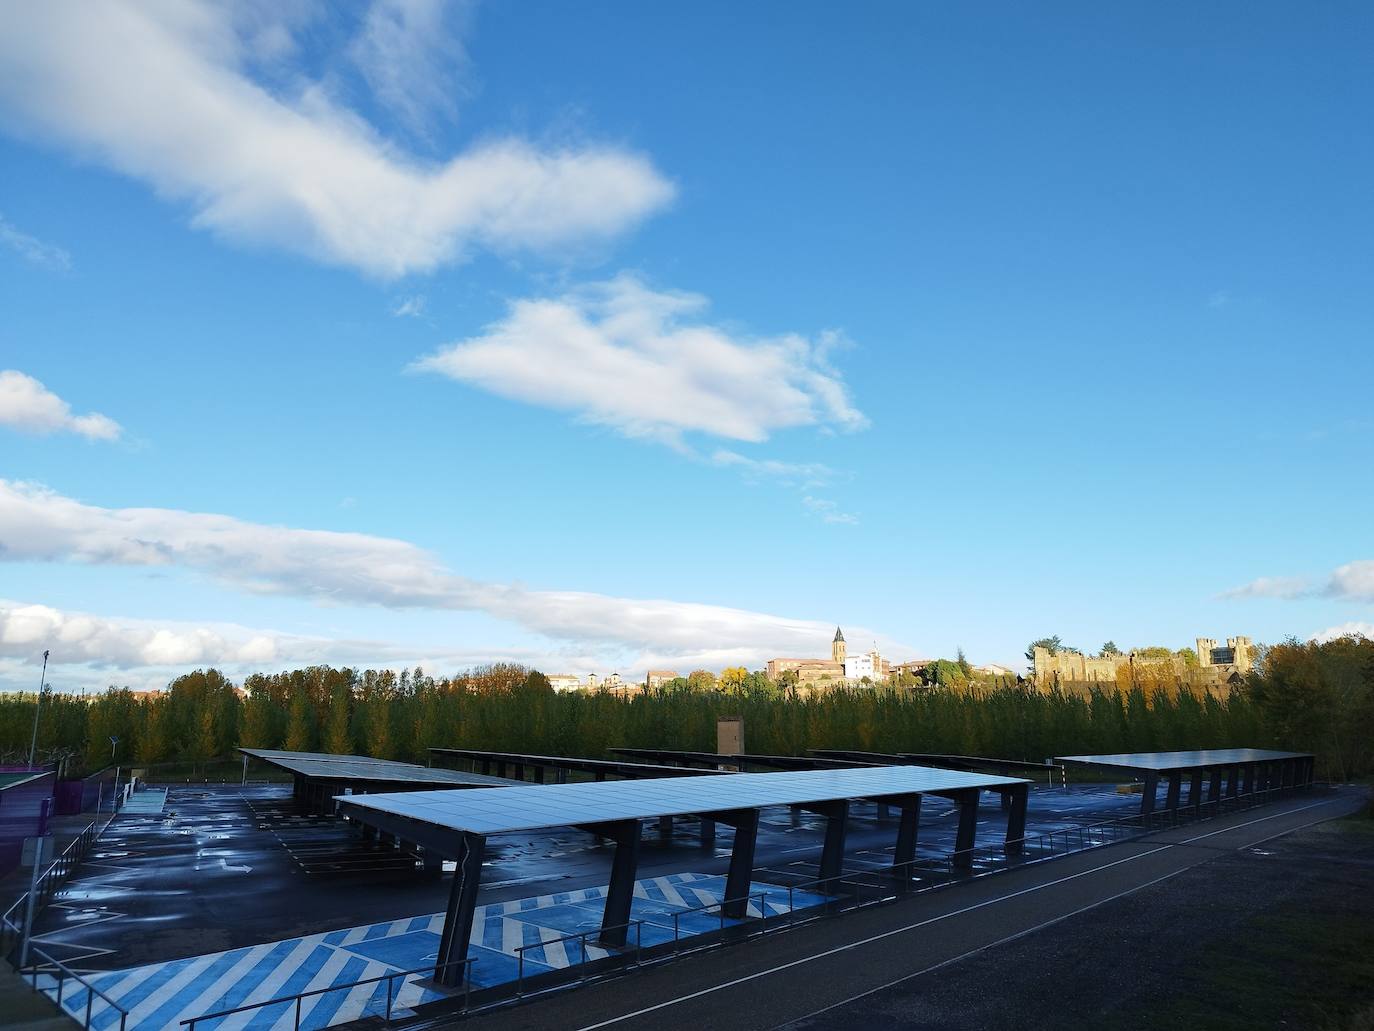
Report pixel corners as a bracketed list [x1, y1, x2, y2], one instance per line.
[717, 717, 744, 757]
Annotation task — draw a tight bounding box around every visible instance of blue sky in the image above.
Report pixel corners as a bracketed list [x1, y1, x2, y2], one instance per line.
[1, 1, 1371, 692]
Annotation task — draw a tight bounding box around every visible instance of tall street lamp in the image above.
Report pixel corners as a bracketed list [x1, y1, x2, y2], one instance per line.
[27, 649, 49, 768]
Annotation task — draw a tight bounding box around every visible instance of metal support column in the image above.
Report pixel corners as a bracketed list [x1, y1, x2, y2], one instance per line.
[1207, 769, 1222, 804]
[1004, 783, 1029, 856]
[1164, 772, 1182, 812]
[534, 766, 546, 784]
[435, 832, 485, 986]
[1141, 771, 1159, 815]
[803, 800, 849, 888]
[953, 790, 980, 871]
[711, 809, 759, 919]
[1242, 764, 1255, 795]
[699, 817, 716, 848]
[1188, 770, 1204, 810]
[1226, 765, 1239, 799]
[598, 820, 642, 947]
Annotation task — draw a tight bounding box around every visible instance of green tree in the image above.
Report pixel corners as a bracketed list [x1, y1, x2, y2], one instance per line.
[1026, 636, 1070, 662]
[956, 648, 972, 678]
[686, 669, 717, 692]
[323, 684, 353, 755]
[719, 667, 748, 693]
[1099, 641, 1122, 657]
[284, 689, 317, 753]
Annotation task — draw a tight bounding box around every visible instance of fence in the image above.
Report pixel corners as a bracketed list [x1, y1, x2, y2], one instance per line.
[180, 958, 475, 1031]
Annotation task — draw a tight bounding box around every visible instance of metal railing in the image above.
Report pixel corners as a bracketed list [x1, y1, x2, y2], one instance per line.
[513, 919, 645, 994]
[181, 957, 475, 1031]
[2, 811, 116, 961]
[16, 942, 131, 1031]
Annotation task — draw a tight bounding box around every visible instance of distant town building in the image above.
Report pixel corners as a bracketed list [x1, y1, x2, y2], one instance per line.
[585, 673, 600, 689]
[646, 670, 679, 688]
[769, 627, 890, 688]
[546, 674, 582, 692]
[1197, 636, 1255, 676]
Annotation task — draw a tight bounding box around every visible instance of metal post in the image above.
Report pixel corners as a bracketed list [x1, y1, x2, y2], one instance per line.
[598, 819, 642, 947]
[1207, 769, 1222, 804]
[1188, 770, 1203, 810]
[1004, 783, 1029, 856]
[699, 817, 716, 848]
[715, 808, 759, 919]
[805, 800, 849, 889]
[435, 832, 485, 986]
[952, 790, 979, 871]
[27, 650, 49, 767]
[1164, 772, 1182, 811]
[1242, 763, 1255, 795]
[1140, 771, 1158, 816]
[18, 835, 48, 967]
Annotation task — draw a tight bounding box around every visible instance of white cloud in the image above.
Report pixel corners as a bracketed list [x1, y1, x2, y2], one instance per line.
[0, 370, 122, 440]
[0, 214, 71, 271]
[348, 0, 471, 141]
[1220, 575, 1311, 600]
[392, 295, 427, 318]
[1310, 622, 1374, 644]
[1326, 561, 1374, 602]
[414, 275, 867, 445]
[802, 495, 859, 526]
[0, 480, 902, 665]
[0, 3, 672, 278]
[710, 449, 833, 485]
[1223, 560, 1374, 603]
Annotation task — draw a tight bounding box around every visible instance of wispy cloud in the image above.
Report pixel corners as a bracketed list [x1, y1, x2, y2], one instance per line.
[348, 0, 473, 142]
[0, 214, 71, 271]
[414, 274, 867, 446]
[710, 449, 833, 486]
[802, 495, 859, 525]
[0, 480, 898, 664]
[0, 370, 121, 440]
[1219, 575, 1312, 600]
[0, 4, 672, 278]
[392, 295, 427, 318]
[1207, 290, 1231, 309]
[1224, 560, 1374, 603]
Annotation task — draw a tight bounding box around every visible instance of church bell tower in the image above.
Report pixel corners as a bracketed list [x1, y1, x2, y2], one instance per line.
[832, 626, 846, 664]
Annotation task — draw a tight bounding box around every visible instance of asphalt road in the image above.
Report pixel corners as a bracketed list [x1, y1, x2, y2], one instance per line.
[452, 789, 1364, 1031]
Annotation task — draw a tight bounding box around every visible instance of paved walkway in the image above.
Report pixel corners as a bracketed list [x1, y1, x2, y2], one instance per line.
[36, 872, 829, 1031]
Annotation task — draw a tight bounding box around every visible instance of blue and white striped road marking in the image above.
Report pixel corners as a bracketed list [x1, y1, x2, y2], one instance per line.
[42, 872, 832, 1031]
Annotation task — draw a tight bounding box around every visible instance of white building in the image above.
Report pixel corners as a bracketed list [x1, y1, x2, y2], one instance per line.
[546, 674, 581, 692]
[844, 652, 875, 680]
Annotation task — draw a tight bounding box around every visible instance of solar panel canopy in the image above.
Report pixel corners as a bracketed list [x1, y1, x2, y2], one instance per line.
[1054, 748, 1311, 771]
[240, 748, 512, 786]
[335, 765, 1027, 835]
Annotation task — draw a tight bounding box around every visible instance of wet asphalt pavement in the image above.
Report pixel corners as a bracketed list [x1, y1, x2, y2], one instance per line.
[29, 780, 1142, 973]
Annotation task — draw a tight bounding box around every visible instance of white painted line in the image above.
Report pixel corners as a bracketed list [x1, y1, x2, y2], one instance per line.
[572, 796, 1344, 1031]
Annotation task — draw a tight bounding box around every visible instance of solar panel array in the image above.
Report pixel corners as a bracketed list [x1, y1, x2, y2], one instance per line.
[335, 765, 1028, 836]
[240, 748, 513, 786]
[1054, 748, 1312, 771]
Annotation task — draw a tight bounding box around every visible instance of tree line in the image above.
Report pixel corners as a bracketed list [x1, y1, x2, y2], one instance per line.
[1, 637, 1370, 779]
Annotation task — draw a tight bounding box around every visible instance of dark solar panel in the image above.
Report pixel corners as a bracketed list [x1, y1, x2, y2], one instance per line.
[1054, 748, 1312, 771]
[335, 765, 1027, 835]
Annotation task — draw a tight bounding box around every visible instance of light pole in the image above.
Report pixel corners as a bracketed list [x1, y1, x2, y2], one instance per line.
[27, 650, 49, 768]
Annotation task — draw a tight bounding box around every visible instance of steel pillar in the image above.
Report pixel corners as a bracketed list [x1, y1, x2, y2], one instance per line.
[1207, 769, 1222, 803]
[557, 769, 568, 785]
[893, 795, 923, 874]
[534, 766, 546, 784]
[1242, 764, 1255, 794]
[1164, 772, 1182, 811]
[513, 764, 524, 781]
[700, 817, 716, 848]
[1004, 783, 1029, 855]
[1188, 770, 1204, 809]
[598, 820, 642, 947]
[711, 809, 759, 919]
[435, 832, 485, 986]
[658, 815, 673, 838]
[1141, 771, 1159, 815]
[953, 790, 980, 870]
[1225, 765, 1239, 799]
[802, 800, 849, 888]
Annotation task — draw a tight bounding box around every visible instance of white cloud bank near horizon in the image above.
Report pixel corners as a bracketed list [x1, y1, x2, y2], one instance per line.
[0, 2, 672, 278]
[0, 480, 905, 682]
[0, 370, 122, 440]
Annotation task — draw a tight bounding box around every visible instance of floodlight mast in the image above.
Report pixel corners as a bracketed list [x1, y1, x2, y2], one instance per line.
[27, 649, 49, 767]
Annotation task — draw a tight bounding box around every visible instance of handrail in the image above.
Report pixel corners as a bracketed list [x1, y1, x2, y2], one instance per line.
[3, 809, 116, 960]
[19, 942, 131, 1031]
[513, 919, 645, 994]
[181, 956, 475, 1031]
